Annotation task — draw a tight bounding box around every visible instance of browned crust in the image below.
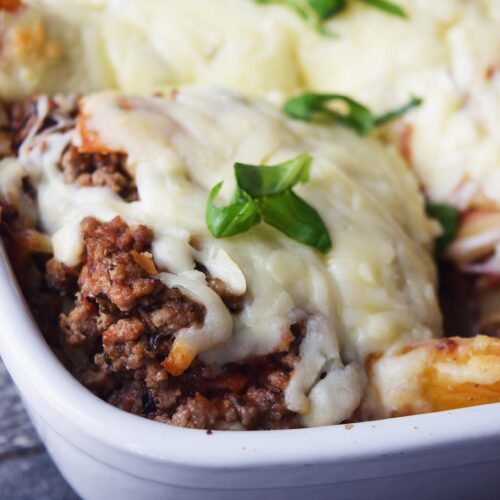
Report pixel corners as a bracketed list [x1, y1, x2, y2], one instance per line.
[365, 335, 500, 418]
[0, 0, 22, 13]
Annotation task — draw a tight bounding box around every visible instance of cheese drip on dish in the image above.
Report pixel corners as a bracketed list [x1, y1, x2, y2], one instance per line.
[4, 87, 440, 426]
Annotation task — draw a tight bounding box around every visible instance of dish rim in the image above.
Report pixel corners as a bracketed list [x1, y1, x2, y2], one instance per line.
[1, 243, 500, 472]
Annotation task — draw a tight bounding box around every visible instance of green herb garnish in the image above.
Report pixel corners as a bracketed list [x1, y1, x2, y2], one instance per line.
[253, 0, 407, 36]
[253, 0, 342, 35]
[206, 154, 332, 253]
[307, 0, 347, 19]
[374, 96, 422, 126]
[284, 92, 422, 135]
[206, 185, 261, 238]
[284, 93, 374, 134]
[426, 203, 459, 258]
[359, 0, 406, 18]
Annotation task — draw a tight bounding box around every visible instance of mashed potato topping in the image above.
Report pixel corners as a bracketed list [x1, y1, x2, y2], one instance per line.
[2, 0, 500, 212]
[5, 87, 439, 426]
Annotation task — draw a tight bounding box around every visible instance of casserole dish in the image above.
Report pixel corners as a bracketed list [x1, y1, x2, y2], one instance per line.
[1, 2, 500, 498]
[1, 243, 500, 499]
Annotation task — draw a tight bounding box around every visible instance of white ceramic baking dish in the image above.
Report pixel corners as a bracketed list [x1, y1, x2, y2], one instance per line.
[0, 244, 499, 500]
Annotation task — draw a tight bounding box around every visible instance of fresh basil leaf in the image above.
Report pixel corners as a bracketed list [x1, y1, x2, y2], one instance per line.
[234, 154, 312, 197]
[206, 155, 332, 253]
[374, 96, 422, 126]
[360, 0, 407, 18]
[260, 190, 332, 253]
[284, 92, 375, 135]
[206, 182, 261, 238]
[285, 92, 423, 134]
[252, 0, 339, 36]
[307, 0, 347, 19]
[426, 203, 459, 258]
[254, 0, 407, 35]
[253, 1, 313, 22]
[287, 0, 336, 35]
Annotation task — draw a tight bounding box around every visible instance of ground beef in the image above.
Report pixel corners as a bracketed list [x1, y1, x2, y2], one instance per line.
[6, 97, 75, 153]
[0, 102, 11, 158]
[2, 96, 137, 200]
[8, 99, 39, 152]
[41, 216, 301, 430]
[59, 146, 137, 201]
[206, 277, 245, 313]
[195, 261, 245, 313]
[438, 261, 477, 337]
[0, 96, 56, 157]
[45, 259, 80, 295]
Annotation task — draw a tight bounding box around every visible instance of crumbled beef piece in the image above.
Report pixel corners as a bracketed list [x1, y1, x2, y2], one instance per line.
[46, 258, 80, 295]
[59, 146, 137, 201]
[0, 187, 50, 296]
[195, 261, 245, 313]
[60, 299, 99, 346]
[0, 132, 10, 158]
[170, 393, 221, 429]
[0, 102, 10, 158]
[244, 386, 290, 426]
[107, 380, 146, 415]
[142, 287, 205, 333]
[9, 99, 39, 152]
[101, 337, 149, 372]
[143, 360, 169, 388]
[77, 216, 160, 312]
[7, 96, 75, 153]
[207, 277, 245, 313]
[152, 380, 181, 412]
[103, 318, 145, 346]
[79, 364, 116, 398]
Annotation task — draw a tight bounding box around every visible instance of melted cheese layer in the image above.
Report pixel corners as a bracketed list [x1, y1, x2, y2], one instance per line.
[9, 87, 440, 426]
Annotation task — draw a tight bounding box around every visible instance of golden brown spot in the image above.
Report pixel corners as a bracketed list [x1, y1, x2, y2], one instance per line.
[423, 375, 500, 412]
[11, 21, 61, 62]
[130, 250, 158, 275]
[398, 124, 413, 165]
[188, 235, 202, 251]
[116, 97, 132, 111]
[77, 111, 117, 155]
[0, 0, 22, 13]
[485, 65, 500, 81]
[163, 338, 196, 376]
[435, 338, 459, 354]
[364, 352, 382, 371]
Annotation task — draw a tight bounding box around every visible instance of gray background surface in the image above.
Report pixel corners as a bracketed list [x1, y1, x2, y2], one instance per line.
[0, 358, 78, 499]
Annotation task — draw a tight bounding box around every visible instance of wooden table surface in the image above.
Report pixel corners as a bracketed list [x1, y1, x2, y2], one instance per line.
[0, 358, 79, 499]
